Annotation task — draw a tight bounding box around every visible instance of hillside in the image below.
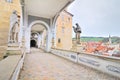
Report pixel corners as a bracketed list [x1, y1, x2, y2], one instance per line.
[80, 37, 104, 42]
[73, 36, 120, 44]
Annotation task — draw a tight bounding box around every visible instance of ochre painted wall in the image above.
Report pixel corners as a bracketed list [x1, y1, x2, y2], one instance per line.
[55, 11, 73, 50]
[0, 0, 21, 59]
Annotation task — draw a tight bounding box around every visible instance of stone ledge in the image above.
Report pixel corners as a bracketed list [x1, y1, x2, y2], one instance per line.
[6, 48, 21, 55]
[0, 55, 21, 80]
[52, 48, 120, 60]
[51, 49, 120, 79]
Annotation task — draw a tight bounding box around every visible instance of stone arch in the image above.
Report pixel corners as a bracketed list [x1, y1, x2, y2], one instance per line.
[29, 20, 50, 33]
[50, 14, 59, 48]
[26, 20, 51, 52]
[31, 32, 39, 36]
[31, 32, 40, 48]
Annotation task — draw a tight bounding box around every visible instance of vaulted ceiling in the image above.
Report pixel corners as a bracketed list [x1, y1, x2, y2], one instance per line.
[25, 0, 74, 18]
[31, 24, 45, 32]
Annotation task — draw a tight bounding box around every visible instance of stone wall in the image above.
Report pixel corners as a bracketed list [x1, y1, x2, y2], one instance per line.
[0, 0, 21, 59]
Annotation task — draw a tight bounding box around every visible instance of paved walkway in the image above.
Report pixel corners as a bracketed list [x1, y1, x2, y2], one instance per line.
[18, 48, 119, 80]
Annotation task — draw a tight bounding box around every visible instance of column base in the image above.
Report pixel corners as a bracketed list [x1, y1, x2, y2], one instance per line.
[71, 44, 84, 52]
[6, 43, 21, 55]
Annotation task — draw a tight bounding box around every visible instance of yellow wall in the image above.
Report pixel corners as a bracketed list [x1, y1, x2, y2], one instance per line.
[0, 0, 21, 59]
[55, 11, 73, 50]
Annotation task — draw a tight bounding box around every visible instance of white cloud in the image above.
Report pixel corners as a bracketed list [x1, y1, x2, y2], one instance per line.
[68, 0, 120, 37]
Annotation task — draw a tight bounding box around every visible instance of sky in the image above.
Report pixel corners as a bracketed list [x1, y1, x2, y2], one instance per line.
[68, 0, 120, 37]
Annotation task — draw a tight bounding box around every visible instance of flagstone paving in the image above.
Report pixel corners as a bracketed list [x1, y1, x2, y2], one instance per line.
[18, 48, 119, 80]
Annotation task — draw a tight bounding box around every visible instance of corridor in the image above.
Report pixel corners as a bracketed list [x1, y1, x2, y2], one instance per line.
[18, 48, 119, 80]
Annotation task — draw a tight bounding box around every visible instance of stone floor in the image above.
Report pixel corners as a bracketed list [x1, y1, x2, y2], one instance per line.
[18, 48, 119, 80]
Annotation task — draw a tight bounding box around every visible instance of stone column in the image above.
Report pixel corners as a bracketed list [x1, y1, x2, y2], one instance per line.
[41, 32, 44, 47]
[37, 34, 41, 48]
[76, 33, 80, 44]
[45, 30, 52, 52]
[18, 14, 23, 47]
[25, 28, 30, 53]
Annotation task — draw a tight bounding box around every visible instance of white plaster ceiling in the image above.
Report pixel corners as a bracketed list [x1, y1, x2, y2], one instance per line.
[25, 0, 74, 18]
[31, 24, 45, 32]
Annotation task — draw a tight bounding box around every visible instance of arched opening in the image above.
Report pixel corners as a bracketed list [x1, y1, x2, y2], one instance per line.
[30, 40, 36, 47]
[25, 20, 51, 53]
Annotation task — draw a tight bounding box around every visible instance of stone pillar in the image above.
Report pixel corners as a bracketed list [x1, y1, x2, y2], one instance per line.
[45, 31, 51, 52]
[51, 28, 55, 48]
[18, 13, 23, 48]
[41, 32, 44, 47]
[37, 34, 41, 48]
[25, 28, 30, 53]
[76, 32, 80, 44]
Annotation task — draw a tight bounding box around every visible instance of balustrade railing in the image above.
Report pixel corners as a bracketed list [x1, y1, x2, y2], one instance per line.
[51, 48, 120, 79]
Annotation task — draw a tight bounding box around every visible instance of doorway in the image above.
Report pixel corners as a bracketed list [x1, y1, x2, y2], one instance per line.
[30, 40, 36, 47]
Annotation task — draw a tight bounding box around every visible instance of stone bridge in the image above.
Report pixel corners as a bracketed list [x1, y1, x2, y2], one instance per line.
[18, 48, 120, 80]
[0, 48, 120, 80]
[0, 0, 120, 80]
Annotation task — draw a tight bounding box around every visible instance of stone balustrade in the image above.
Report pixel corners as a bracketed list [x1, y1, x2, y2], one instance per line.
[51, 48, 120, 79]
[0, 48, 120, 80]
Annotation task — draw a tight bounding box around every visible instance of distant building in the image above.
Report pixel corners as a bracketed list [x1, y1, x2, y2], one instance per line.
[54, 10, 73, 50]
[109, 34, 112, 44]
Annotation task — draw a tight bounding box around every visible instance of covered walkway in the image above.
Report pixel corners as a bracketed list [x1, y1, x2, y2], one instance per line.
[18, 48, 119, 80]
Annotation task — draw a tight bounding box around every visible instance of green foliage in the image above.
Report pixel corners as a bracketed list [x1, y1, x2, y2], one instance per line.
[73, 36, 120, 44]
[111, 37, 120, 44]
[81, 37, 104, 42]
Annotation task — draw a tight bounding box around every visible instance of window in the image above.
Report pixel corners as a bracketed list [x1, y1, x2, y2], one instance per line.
[6, 0, 12, 3]
[58, 38, 61, 43]
[68, 18, 70, 22]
